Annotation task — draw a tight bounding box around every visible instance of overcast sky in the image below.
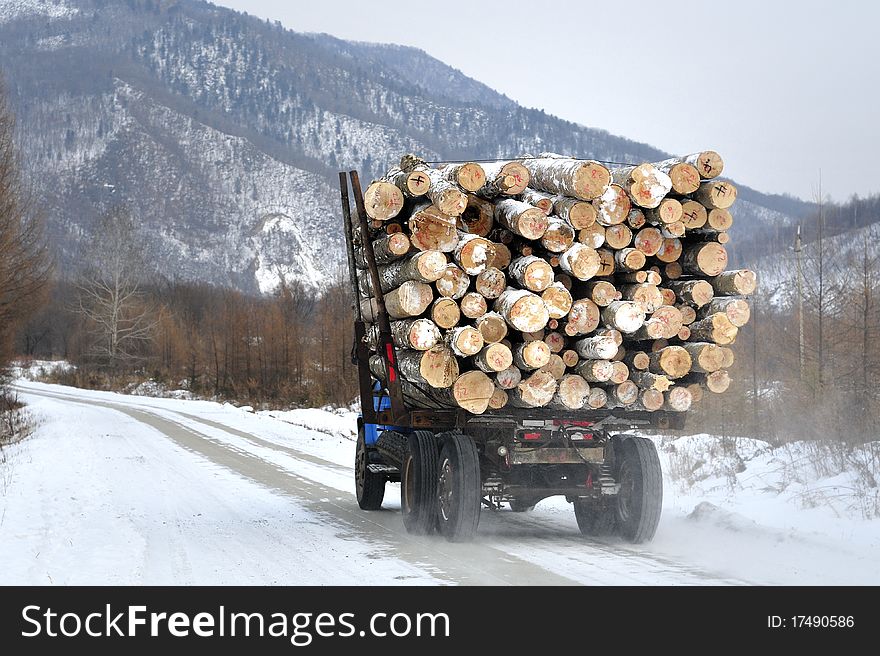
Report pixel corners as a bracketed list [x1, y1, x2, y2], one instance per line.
[215, 0, 877, 202]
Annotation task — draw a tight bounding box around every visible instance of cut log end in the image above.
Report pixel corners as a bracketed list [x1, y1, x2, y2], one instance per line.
[452, 370, 495, 414]
[364, 181, 405, 220]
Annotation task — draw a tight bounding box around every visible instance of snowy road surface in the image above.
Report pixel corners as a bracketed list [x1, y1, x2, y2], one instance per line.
[3, 381, 878, 585]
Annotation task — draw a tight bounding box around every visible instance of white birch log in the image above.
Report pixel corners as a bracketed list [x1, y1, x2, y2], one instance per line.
[513, 340, 552, 370]
[611, 163, 673, 209]
[426, 168, 468, 216]
[384, 281, 435, 319]
[441, 162, 486, 192]
[541, 282, 574, 319]
[559, 243, 602, 280]
[475, 266, 507, 299]
[549, 374, 591, 410]
[435, 263, 471, 299]
[508, 371, 559, 408]
[509, 255, 555, 292]
[473, 342, 514, 373]
[494, 199, 549, 240]
[495, 288, 550, 333]
[522, 155, 611, 201]
[593, 183, 632, 226]
[601, 301, 646, 334]
[453, 233, 495, 275]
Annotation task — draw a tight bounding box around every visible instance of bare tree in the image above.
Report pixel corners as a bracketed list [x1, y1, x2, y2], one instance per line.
[74, 206, 156, 370]
[0, 82, 51, 374]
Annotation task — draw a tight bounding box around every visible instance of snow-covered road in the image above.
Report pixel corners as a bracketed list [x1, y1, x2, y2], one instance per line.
[3, 382, 877, 585]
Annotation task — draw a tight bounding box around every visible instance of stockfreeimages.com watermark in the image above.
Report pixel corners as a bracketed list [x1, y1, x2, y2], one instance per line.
[21, 605, 450, 646]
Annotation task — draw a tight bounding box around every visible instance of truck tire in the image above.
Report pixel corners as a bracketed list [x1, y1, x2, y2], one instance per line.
[355, 424, 385, 510]
[401, 430, 438, 535]
[435, 431, 481, 542]
[573, 500, 616, 536]
[614, 436, 663, 543]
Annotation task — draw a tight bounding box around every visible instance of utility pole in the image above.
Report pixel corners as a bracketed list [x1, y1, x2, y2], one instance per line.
[795, 224, 805, 381]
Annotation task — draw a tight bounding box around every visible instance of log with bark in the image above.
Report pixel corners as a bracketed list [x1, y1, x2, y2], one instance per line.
[453, 234, 496, 275]
[408, 204, 459, 252]
[495, 365, 522, 390]
[612, 163, 673, 209]
[541, 282, 574, 319]
[520, 188, 555, 214]
[523, 155, 611, 201]
[509, 255, 555, 292]
[479, 161, 531, 196]
[508, 371, 559, 408]
[684, 151, 724, 179]
[688, 313, 738, 345]
[385, 281, 435, 319]
[473, 342, 514, 373]
[667, 280, 714, 308]
[654, 158, 701, 195]
[692, 179, 737, 210]
[475, 311, 508, 344]
[442, 162, 487, 192]
[710, 269, 757, 296]
[549, 374, 591, 410]
[663, 386, 693, 412]
[495, 199, 549, 240]
[699, 297, 751, 327]
[680, 342, 725, 373]
[387, 165, 431, 198]
[364, 181, 405, 220]
[555, 196, 597, 229]
[426, 168, 468, 216]
[435, 263, 471, 299]
[460, 292, 489, 319]
[458, 194, 495, 236]
[431, 297, 461, 329]
[649, 345, 692, 379]
[594, 184, 632, 226]
[541, 217, 576, 253]
[495, 288, 550, 333]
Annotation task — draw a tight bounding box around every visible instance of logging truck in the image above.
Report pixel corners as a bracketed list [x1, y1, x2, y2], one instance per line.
[342, 170, 679, 544]
[339, 152, 753, 543]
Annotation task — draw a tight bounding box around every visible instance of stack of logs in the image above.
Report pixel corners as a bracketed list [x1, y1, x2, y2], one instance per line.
[355, 151, 756, 415]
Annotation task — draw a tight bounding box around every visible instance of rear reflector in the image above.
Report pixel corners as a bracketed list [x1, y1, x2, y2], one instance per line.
[523, 432, 542, 440]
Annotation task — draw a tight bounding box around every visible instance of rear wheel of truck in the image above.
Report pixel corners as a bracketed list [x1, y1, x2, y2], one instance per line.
[355, 424, 385, 510]
[401, 431, 438, 535]
[436, 431, 481, 542]
[614, 436, 663, 543]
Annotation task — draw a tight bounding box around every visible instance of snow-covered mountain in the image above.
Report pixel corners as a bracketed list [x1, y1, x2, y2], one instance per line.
[0, 0, 810, 293]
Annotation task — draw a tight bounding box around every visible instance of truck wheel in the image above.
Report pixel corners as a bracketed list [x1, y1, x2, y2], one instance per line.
[355, 424, 385, 510]
[573, 500, 616, 536]
[614, 436, 663, 543]
[509, 498, 536, 513]
[401, 431, 438, 535]
[435, 431, 481, 542]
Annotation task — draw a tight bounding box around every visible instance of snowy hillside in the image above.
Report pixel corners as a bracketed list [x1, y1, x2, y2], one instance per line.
[0, 0, 809, 293]
[0, 0, 77, 23]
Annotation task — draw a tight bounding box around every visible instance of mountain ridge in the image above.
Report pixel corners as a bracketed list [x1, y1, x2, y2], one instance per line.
[0, 0, 811, 292]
